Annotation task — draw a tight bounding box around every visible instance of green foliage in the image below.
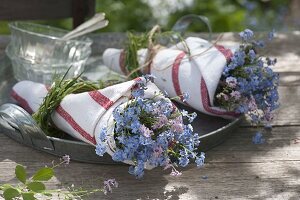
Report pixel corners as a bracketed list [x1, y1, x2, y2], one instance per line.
[0, 158, 110, 199]
[0, 164, 53, 200]
[21, 192, 36, 200]
[26, 182, 46, 192]
[166, 0, 245, 32]
[96, 0, 155, 32]
[3, 188, 20, 200]
[15, 165, 27, 184]
[32, 167, 54, 181]
[124, 28, 184, 79]
[0, 0, 292, 34]
[125, 32, 149, 79]
[32, 70, 120, 137]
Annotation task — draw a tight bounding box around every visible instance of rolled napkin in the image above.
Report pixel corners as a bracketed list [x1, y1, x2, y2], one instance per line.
[103, 37, 239, 118]
[11, 78, 164, 168]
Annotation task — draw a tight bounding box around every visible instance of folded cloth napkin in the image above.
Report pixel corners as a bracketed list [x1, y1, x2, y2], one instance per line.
[11, 78, 164, 168]
[103, 37, 239, 118]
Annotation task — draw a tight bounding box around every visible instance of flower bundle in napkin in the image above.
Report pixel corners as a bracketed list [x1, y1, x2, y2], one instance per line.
[103, 37, 239, 119]
[11, 78, 158, 146]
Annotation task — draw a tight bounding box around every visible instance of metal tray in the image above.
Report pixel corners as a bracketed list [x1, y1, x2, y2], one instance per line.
[0, 35, 242, 164]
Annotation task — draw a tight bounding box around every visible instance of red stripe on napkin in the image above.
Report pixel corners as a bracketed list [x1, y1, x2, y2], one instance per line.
[134, 77, 142, 82]
[11, 90, 34, 114]
[200, 78, 238, 117]
[88, 91, 114, 110]
[56, 105, 97, 145]
[172, 52, 186, 102]
[119, 50, 128, 75]
[214, 44, 233, 62]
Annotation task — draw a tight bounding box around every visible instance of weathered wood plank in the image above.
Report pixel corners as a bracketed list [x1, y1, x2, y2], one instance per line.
[0, 126, 299, 199]
[1, 156, 299, 200]
[269, 86, 300, 126]
[1, 156, 299, 199]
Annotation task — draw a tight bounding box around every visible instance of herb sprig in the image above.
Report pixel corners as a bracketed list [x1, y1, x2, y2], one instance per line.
[32, 70, 120, 137]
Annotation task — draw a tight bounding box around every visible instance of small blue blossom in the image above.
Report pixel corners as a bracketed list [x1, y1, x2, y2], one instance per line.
[253, 40, 265, 48]
[130, 120, 141, 134]
[248, 49, 256, 62]
[95, 143, 106, 156]
[132, 88, 144, 98]
[193, 133, 201, 146]
[195, 152, 205, 168]
[112, 149, 125, 161]
[252, 132, 265, 144]
[182, 92, 190, 102]
[239, 29, 254, 41]
[226, 77, 237, 88]
[128, 160, 145, 179]
[231, 50, 246, 67]
[99, 127, 107, 142]
[257, 59, 264, 67]
[178, 155, 189, 167]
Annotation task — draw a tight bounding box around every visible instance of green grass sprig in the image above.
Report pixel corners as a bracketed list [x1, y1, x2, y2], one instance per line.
[32, 70, 120, 137]
[124, 26, 187, 79]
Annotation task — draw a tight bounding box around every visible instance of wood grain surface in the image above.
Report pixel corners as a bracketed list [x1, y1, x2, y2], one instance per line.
[0, 32, 299, 199]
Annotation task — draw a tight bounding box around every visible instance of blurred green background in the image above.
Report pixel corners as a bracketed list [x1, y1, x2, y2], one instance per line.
[0, 0, 297, 34]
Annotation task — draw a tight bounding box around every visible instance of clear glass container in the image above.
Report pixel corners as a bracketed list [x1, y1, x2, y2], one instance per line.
[6, 22, 92, 85]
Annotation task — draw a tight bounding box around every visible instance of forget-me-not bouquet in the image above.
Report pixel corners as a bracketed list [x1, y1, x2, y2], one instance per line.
[214, 29, 279, 125]
[96, 76, 204, 178]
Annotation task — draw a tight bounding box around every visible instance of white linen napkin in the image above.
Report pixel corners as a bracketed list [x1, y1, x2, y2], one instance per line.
[103, 37, 239, 118]
[11, 78, 163, 168]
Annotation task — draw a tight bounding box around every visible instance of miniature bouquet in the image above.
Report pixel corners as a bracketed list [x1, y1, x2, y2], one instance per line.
[11, 75, 204, 178]
[102, 28, 279, 125]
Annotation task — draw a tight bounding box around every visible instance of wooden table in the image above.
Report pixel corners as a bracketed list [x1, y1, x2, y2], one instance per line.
[0, 33, 299, 199]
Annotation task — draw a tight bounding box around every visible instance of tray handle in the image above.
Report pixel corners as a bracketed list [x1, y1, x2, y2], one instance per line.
[0, 103, 54, 151]
[171, 14, 213, 42]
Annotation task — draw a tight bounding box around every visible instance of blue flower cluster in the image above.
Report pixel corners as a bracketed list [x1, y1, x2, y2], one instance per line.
[215, 29, 279, 125]
[96, 77, 204, 178]
[252, 131, 265, 144]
